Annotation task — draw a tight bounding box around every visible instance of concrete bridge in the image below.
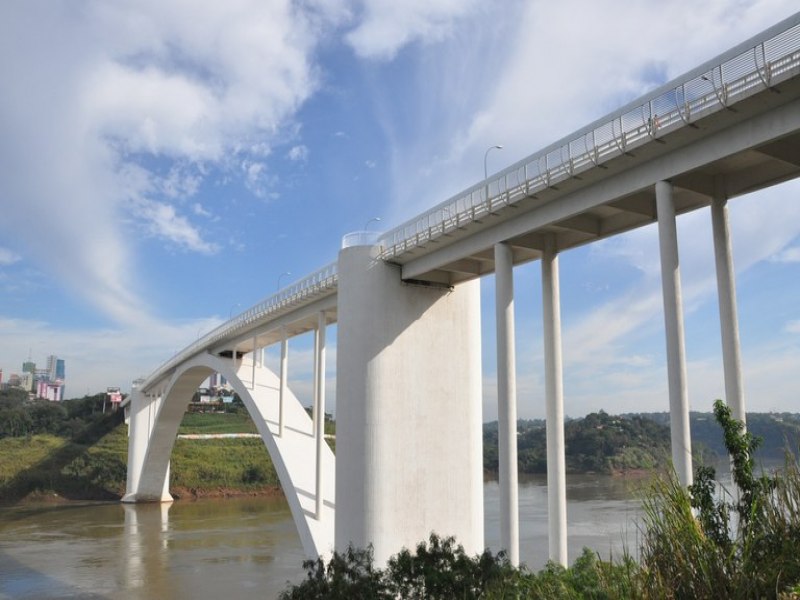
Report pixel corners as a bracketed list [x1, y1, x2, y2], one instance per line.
[123, 13, 800, 567]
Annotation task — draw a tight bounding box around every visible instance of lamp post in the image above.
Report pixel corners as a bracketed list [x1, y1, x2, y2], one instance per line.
[364, 217, 381, 231]
[277, 271, 292, 291]
[229, 303, 241, 319]
[484, 145, 503, 203]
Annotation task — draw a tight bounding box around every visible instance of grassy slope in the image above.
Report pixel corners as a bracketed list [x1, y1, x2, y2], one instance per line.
[0, 411, 280, 504]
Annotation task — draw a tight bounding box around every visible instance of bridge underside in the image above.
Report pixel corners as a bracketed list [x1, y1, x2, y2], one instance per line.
[397, 83, 800, 284]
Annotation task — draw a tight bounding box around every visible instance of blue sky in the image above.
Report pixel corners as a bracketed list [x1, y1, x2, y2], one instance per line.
[1, 0, 798, 419]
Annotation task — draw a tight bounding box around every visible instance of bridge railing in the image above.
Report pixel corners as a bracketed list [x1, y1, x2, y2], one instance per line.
[139, 261, 338, 390]
[378, 14, 800, 259]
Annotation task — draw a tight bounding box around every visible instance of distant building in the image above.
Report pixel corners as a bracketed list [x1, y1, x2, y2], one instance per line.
[21, 372, 34, 393]
[46, 355, 65, 381]
[37, 380, 63, 402]
[22, 361, 36, 374]
[104, 387, 122, 412]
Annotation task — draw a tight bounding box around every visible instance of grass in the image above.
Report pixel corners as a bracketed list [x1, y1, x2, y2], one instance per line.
[170, 437, 280, 495]
[0, 415, 128, 503]
[178, 410, 259, 435]
[0, 411, 284, 504]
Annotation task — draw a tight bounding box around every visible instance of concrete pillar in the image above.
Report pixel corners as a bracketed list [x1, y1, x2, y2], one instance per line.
[161, 461, 171, 501]
[315, 311, 327, 520]
[312, 322, 319, 437]
[494, 241, 519, 566]
[122, 390, 148, 502]
[279, 327, 288, 437]
[251, 336, 257, 389]
[655, 180, 693, 487]
[711, 195, 746, 424]
[335, 245, 483, 565]
[542, 235, 567, 566]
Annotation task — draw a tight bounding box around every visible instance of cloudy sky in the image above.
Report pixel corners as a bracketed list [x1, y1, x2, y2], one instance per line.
[0, 0, 798, 419]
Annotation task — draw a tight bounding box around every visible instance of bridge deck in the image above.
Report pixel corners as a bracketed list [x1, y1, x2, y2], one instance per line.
[380, 14, 800, 284]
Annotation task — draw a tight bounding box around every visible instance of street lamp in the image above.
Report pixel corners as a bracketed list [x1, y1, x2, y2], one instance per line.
[229, 303, 241, 319]
[484, 144, 503, 203]
[364, 217, 382, 231]
[277, 271, 292, 291]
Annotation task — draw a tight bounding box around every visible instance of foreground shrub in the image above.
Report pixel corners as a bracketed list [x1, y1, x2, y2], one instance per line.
[637, 399, 800, 599]
[281, 401, 800, 599]
[280, 535, 630, 599]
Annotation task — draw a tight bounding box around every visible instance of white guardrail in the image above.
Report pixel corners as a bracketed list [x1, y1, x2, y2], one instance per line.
[378, 13, 800, 259]
[139, 14, 800, 390]
[140, 262, 338, 390]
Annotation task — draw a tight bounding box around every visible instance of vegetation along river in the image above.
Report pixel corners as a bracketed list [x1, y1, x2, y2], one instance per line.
[0, 473, 643, 600]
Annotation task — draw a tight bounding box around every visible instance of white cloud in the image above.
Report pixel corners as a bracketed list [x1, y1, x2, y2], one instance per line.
[0, 314, 223, 395]
[365, 159, 376, 169]
[193, 203, 213, 218]
[346, 0, 481, 60]
[288, 145, 309, 161]
[787, 321, 800, 334]
[772, 246, 800, 263]
[242, 160, 279, 199]
[130, 197, 220, 255]
[0, 1, 337, 327]
[380, 0, 800, 222]
[0, 248, 21, 266]
[161, 165, 202, 199]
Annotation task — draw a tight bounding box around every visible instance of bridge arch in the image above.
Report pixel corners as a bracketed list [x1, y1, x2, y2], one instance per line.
[124, 351, 335, 559]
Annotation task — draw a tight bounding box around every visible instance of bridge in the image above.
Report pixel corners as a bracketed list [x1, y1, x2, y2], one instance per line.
[123, 13, 800, 567]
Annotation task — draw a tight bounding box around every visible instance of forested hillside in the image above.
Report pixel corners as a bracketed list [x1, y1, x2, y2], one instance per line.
[628, 411, 800, 461]
[484, 409, 800, 475]
[484, 411, 672, 475]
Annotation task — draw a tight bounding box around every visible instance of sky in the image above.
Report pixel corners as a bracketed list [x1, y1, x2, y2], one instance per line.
[0, 0, 798, 420]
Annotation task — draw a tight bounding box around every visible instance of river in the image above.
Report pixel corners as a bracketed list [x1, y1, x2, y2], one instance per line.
[0, 474, 646, 599]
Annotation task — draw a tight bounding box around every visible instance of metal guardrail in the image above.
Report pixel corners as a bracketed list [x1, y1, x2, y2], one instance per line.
[139, 262, 338, 390]
[378, 13, 800, 260]
[138, 14, 800, 391]
[341, 230, 382, 248]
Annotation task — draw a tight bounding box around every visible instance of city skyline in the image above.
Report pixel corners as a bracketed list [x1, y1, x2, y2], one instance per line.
[1, 1, 798, 418]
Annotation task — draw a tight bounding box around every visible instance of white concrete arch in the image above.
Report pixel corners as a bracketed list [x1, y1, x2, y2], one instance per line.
[124, 352, 335, 559]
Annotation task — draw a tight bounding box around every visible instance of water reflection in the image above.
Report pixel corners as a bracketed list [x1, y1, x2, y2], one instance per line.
[120, 503, 174, 597]
[484, 473, 645, 568]
[0, 476, 656, 598]
[0, 497, 305, 600]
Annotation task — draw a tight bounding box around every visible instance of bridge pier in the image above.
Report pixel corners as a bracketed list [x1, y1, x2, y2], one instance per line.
[122, 391, 172, 503]
[314, 310, 327, 520]
[711, 193, 746, 425]
[656, 180, 693, 487]
[279, 326, 288, 437]
[542, 235, 567, 566]
[494, 241, 519, 566]
[335, 244, 484, 565]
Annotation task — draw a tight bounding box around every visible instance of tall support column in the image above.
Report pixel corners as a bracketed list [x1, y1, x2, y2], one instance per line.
[161, 461, 171, 501]
[122, 390, 148, 502]
[336, 245, 483, 564]
[494, 241, 519, 566]
[542, 235, 567, 566]
[711, 194, 746, 424]
[315, 311, 327, 520]
[655, 181, 693, 487]
[251, 336, 257, 389]
[279, 326, 288, 437]
[312, 323, 319, 437]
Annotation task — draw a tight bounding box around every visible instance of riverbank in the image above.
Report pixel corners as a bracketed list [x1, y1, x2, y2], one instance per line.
[0, 418, 283, 505]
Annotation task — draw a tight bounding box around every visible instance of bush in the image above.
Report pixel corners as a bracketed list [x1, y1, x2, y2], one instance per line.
[279, 535, 622, 599]
[635, 399, 800, 599]
[282, 401, 800, 599]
